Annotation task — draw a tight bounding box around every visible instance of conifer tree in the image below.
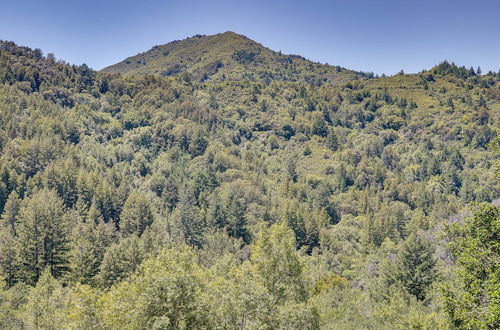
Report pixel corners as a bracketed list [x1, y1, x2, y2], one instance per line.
[382, 232, 437, 301]
[68, 221, 101, 284]
[0, 227, 17, 286]
[120, 191, 153, 237]
[326, 128, 339, 152]
[224, 190, 250, 243]
[175, 187, 205, 248]
[0, 191, 20, 234]
[15, 189, 69, 284]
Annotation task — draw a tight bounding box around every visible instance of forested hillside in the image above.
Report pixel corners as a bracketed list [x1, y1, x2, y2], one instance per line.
[0, 35, 498, 329]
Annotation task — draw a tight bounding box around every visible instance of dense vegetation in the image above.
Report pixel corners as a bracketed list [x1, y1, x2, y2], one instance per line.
[0, 34, 499, 329]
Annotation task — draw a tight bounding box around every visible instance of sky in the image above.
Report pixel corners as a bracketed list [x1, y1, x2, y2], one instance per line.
[0, 0, 499, 75]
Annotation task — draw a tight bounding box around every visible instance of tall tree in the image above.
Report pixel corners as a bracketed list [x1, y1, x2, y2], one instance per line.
[0, 191, 20, 234]
[15, 189, 69, 284]
[119, 191, 154, 237]
[251, 222, 307, 304]
[442, 204, 499, 329]
[382, 232, 437, 301]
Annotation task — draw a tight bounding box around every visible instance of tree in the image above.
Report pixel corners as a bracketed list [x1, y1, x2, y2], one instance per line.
[15, 189, 69, 284]
[0, 228, 16, 286]
[326, 129, 339, 152]
[251, 222, 307, 304]
[442, 204, 499, 329]
[68, 221, 101, 285]
[0, 191, 20, 234]
[382, 232, 437, 301]
[98, 235, 144, 288]
[120, 191, 154, 237]
[311, 114, 328, 137]
[188, 128, 208, 156]
[22, 269, 66, 329]
[224, 190, 250, 243]
[174, 187, 205, 248]
[99, 247, 209, 329]
[206, 192, 226, 230]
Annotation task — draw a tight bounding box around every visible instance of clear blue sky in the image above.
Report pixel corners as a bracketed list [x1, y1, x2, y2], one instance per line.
[1, 0, 499, 75]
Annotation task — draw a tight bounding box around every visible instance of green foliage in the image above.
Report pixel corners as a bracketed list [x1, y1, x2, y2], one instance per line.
[442, 204, 500, 329]
[381, 232, 437, 301]
[0, 36, 498, 328]
[15, 189, 69, 285]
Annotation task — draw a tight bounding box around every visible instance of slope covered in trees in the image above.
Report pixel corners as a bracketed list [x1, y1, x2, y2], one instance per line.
[101, 31, 370, 84]
[0, 36, 499, 328]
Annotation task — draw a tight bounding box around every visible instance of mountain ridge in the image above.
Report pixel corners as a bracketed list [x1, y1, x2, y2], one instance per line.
[100, 31, 368, 85]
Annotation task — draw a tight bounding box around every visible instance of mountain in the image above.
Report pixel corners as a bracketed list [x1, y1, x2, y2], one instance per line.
[0, 36, 499, 329]
[101, 31, 367, 84]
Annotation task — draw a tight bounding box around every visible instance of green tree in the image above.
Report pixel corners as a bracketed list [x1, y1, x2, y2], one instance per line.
[442, 204, 499, 329]
[188, 128, 208, 156]
[224, 190, 250, 243]
[98, 235, 144, 288]
[22, 269, 66, 329]
[326, 128, 339, 151]
[311, 114, 328, 137]
[382, 232, 437, 301]
[120, 191, 154, 237]
[0, 191, 20, 234]
[0, 228, 17, 286]
[174, 187, 205, 248]
[99, 247, 209, 329]
[251, 222, 307, 304]
[68, 221, 101, 285]
[15, 189, 69, 284]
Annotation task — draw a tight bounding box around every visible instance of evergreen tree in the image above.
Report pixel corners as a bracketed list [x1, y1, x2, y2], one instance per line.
[22, 269, 65, 329]
[98, 235, 144, 288]
[188, 128, 208, 156]
[68, 221, 101, 284]
[119, 191, 154, 237]
[206, 192, 226, 230]
[326, 129, 339, 152]
[15, 189, 69, 284]
[311, 114, 328, 137]
[382, 232, 437, 301]
[0, 191, 20, 234]
[0, 228, 17, 286]
[175, 187, 205, 248]
[224, 190, 250, 243]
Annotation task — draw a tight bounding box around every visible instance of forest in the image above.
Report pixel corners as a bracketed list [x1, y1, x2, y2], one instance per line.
[0, 32, 498, 329]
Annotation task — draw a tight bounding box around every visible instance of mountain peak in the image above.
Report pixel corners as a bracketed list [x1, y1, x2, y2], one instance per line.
[101, 32, 361, 85]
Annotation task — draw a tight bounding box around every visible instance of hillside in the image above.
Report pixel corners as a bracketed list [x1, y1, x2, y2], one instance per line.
[0, 37, 499, 329]
[101, 31, 367, 85]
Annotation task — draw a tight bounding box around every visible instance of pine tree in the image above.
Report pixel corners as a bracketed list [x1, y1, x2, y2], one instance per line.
[175, 187, 205, 248]
[382, 232, 437, 301]
[0, 191, 20, 234]
[251, 222, 307, 304]
[0, 227, 17, 286]
[68, 221, 101, 284]
[98, 235, 144, 288]
[188, 128, 208, 157]
[120, 191, 153, 237]
[224, 191, 249, 243]
[22, 269, 65, 328]
[15, 189, 69, 284]
[282, 201, 306, 249]
[326, 129, 339, 152]
[311, 114, 328, 137]
[206, 193, 226, 230]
